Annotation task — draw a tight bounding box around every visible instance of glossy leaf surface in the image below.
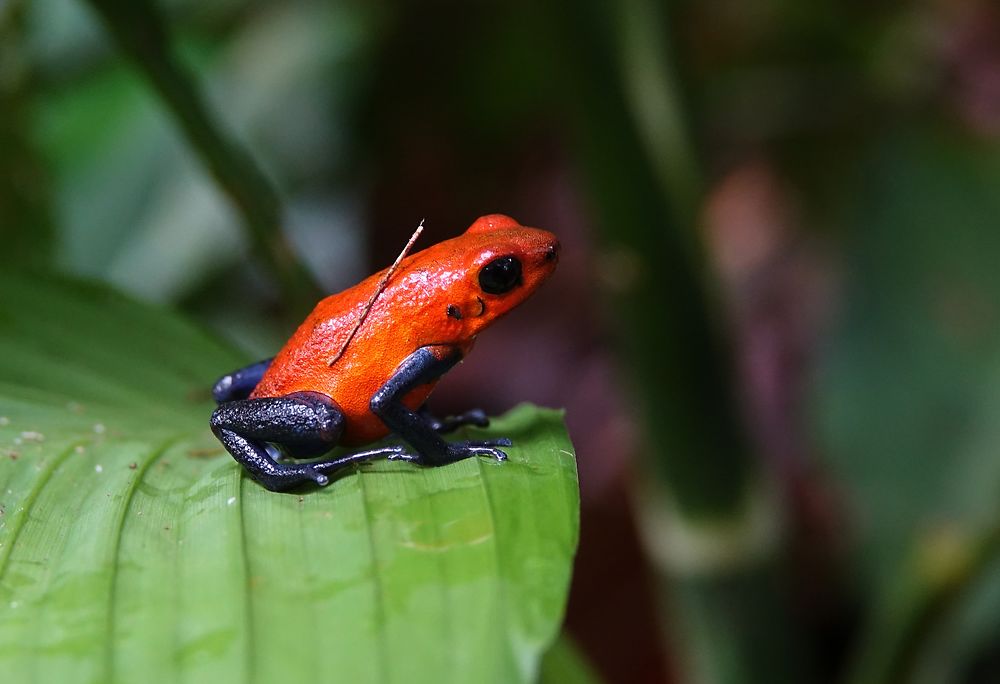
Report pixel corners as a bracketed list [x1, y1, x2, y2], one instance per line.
[0, 272, 579, 683]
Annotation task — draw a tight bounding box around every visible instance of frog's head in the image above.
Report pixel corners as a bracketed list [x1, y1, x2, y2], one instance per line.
[446, 214, 559, 334]
[376, 214, 559, 346]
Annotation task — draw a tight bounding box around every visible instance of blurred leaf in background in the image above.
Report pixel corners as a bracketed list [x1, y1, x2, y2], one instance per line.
[0, 0, 55, 266]
[25, 0, 376, 352]
[816, 125, 1000, 683]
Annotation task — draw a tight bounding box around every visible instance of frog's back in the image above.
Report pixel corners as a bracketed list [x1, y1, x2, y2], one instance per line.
[249, 269, 444, 444]
[250, 276, 376, 402]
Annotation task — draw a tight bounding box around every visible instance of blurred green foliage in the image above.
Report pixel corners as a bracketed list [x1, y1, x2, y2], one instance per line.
[819, 125, 1000, 683]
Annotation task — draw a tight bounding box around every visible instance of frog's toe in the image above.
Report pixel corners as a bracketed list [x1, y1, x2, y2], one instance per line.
[443, 440, 511, 464]
[303, 465, 329, 486]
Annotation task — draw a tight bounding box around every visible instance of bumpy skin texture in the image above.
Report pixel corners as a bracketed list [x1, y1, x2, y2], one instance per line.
[211, 214, 559, 491]
[250, 214, 559, 445]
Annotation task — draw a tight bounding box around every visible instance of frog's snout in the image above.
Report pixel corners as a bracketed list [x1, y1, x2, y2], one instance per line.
[544, 240, 561, 265]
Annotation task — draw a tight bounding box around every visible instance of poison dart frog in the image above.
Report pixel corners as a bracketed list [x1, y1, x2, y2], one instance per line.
[210, 214, 559, 491]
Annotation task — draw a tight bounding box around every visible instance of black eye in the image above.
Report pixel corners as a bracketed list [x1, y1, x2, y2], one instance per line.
[478, 256, 522, 295]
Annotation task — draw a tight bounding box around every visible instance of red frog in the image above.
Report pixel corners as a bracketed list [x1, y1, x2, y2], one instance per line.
[210, 214, 559, 491]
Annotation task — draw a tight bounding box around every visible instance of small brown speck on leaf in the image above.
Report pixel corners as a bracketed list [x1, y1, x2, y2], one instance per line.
[129, 462, 137, 469]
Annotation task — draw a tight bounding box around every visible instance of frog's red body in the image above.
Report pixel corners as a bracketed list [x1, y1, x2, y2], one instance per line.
[246, 214, 558, 448]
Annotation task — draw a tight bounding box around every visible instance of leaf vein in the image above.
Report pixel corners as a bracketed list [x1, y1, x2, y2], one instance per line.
[103, 436, 180, 683]
[238, 473, 258, 684]
[357, 471, 390, 684]
[475, 458, 513, 674]
[0, 441, 82, 585]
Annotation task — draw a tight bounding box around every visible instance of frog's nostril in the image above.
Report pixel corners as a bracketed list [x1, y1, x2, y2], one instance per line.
[544, 241, 561, 263]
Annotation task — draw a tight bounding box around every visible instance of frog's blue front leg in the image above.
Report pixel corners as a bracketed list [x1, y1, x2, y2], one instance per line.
[371, 347, 510, 466]
[212, 358, 273, 403]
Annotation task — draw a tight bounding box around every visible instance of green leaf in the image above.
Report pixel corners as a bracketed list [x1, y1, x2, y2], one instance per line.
[814, 127, 1000, 681]
[539, 634, 603, 684]
[0, 271, 579, 683]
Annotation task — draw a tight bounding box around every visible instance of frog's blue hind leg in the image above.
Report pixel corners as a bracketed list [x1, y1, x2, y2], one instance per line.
[211, 391, 345, 491]
[210, 390, 416, 492]
[212, 358, 273, 404]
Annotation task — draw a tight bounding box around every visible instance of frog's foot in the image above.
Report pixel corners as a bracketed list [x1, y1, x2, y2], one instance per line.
[310, 445, 416, 471]
[388, 439, 511, 466]
[251, 461, 333, 491]
[264, 443, 287, 462]
[418, 405, 490, 434]
[447, 439, 511, 463]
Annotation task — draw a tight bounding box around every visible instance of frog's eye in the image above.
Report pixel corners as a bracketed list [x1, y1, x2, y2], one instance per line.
[478, 256, 522, 295]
